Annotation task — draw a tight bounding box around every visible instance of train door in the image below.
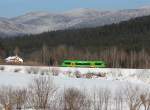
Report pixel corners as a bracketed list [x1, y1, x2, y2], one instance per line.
[70, 62, 76, 67]
[90, 62, 96, 68]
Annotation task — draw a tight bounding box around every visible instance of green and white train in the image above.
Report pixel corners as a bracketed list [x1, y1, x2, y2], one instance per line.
[61, 60, 106, 68]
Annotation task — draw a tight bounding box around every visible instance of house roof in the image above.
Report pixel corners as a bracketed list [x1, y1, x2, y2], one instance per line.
[5, 56, 23, 62]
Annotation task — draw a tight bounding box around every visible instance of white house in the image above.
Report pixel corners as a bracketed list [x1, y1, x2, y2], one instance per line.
[5, 55, 23, 64]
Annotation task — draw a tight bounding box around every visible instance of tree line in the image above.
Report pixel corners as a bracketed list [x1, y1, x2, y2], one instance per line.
[1, 15, 150, 68]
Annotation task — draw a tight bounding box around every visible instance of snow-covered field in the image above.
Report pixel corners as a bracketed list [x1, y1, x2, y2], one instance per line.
[0, 65, 149, 89]
[0, 65, 149, 110]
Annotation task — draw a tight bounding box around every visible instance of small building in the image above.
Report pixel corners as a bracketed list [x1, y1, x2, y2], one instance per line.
[5, 55, 23, 64]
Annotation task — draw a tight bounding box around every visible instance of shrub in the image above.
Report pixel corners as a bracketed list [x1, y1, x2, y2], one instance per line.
[28, 76, 57, 110]
[74, 71, 82, 78]
[66, 71, 76, 78]
[40, 72, 45, 75]
[85, 73, 94, 79]
[40, 69, 49, 75]
[63, 88, 91, 110]
[14, 68, 21, 73]
[0, 66, 4, 71]
[32, 68, 39, 74]
[26, 67, 39, 74]
[51, 68, 60, 76]
[96, 72, 107, 77]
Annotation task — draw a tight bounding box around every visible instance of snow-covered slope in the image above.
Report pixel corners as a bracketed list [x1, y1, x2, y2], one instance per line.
[1, 7, 150, 36]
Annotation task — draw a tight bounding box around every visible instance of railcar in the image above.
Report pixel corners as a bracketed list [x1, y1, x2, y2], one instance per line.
[61, 60, 106, 68]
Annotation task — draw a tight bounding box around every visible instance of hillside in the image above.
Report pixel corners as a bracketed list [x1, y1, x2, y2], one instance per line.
[1, 7, 150, 36]
[1, 14, 150, 51]
[1, 15, 150, 68]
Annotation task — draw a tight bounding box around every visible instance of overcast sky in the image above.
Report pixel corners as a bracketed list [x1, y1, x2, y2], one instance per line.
[0, 0, 150, 17]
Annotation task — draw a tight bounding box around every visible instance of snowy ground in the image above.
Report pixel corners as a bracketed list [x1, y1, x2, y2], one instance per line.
[0, 65, 149, 110]
[0, 65, 149, 89]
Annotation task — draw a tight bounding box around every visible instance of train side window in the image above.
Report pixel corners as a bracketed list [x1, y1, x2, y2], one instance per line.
[84, 63, 90, 65]
[95, 63, 102, 65]
[65, 62, 71, 65]
[75, 63, 90, 65]
[76, 63, 82, 65]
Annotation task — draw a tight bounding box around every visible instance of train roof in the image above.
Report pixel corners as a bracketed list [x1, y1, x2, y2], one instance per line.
[63, 60, 105, 62]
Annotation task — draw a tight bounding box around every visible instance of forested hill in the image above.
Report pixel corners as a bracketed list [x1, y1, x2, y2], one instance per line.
[1, 14, 150, 53]
[1, 15, 150, 68]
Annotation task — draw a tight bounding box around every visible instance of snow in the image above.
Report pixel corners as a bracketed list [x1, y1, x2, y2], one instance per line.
[0, 65, 149, 110]
[1, 7, 150, 36]
[0, 65, 149, 89]
[0, 72, 31, 87]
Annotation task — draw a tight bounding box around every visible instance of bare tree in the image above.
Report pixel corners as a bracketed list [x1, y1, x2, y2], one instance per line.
[93, 88, 105, 110]
[0, 86, 16, 110]
[14, 47, 20, 56]
[114, 89, 124, 110]
[92, 88, 112, 110]
[27, 76, 57, 110]
[63, 88, 91, 110]
[140, 88, 150, 110]
[124, 84, 143, 110]
[103, 88, 111, 110]
[13, 88, 27, 110]
[41, 44, 50, 65]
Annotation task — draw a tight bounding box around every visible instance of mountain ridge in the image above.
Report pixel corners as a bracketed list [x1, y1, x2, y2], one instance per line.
[1, 7, 150, 37]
